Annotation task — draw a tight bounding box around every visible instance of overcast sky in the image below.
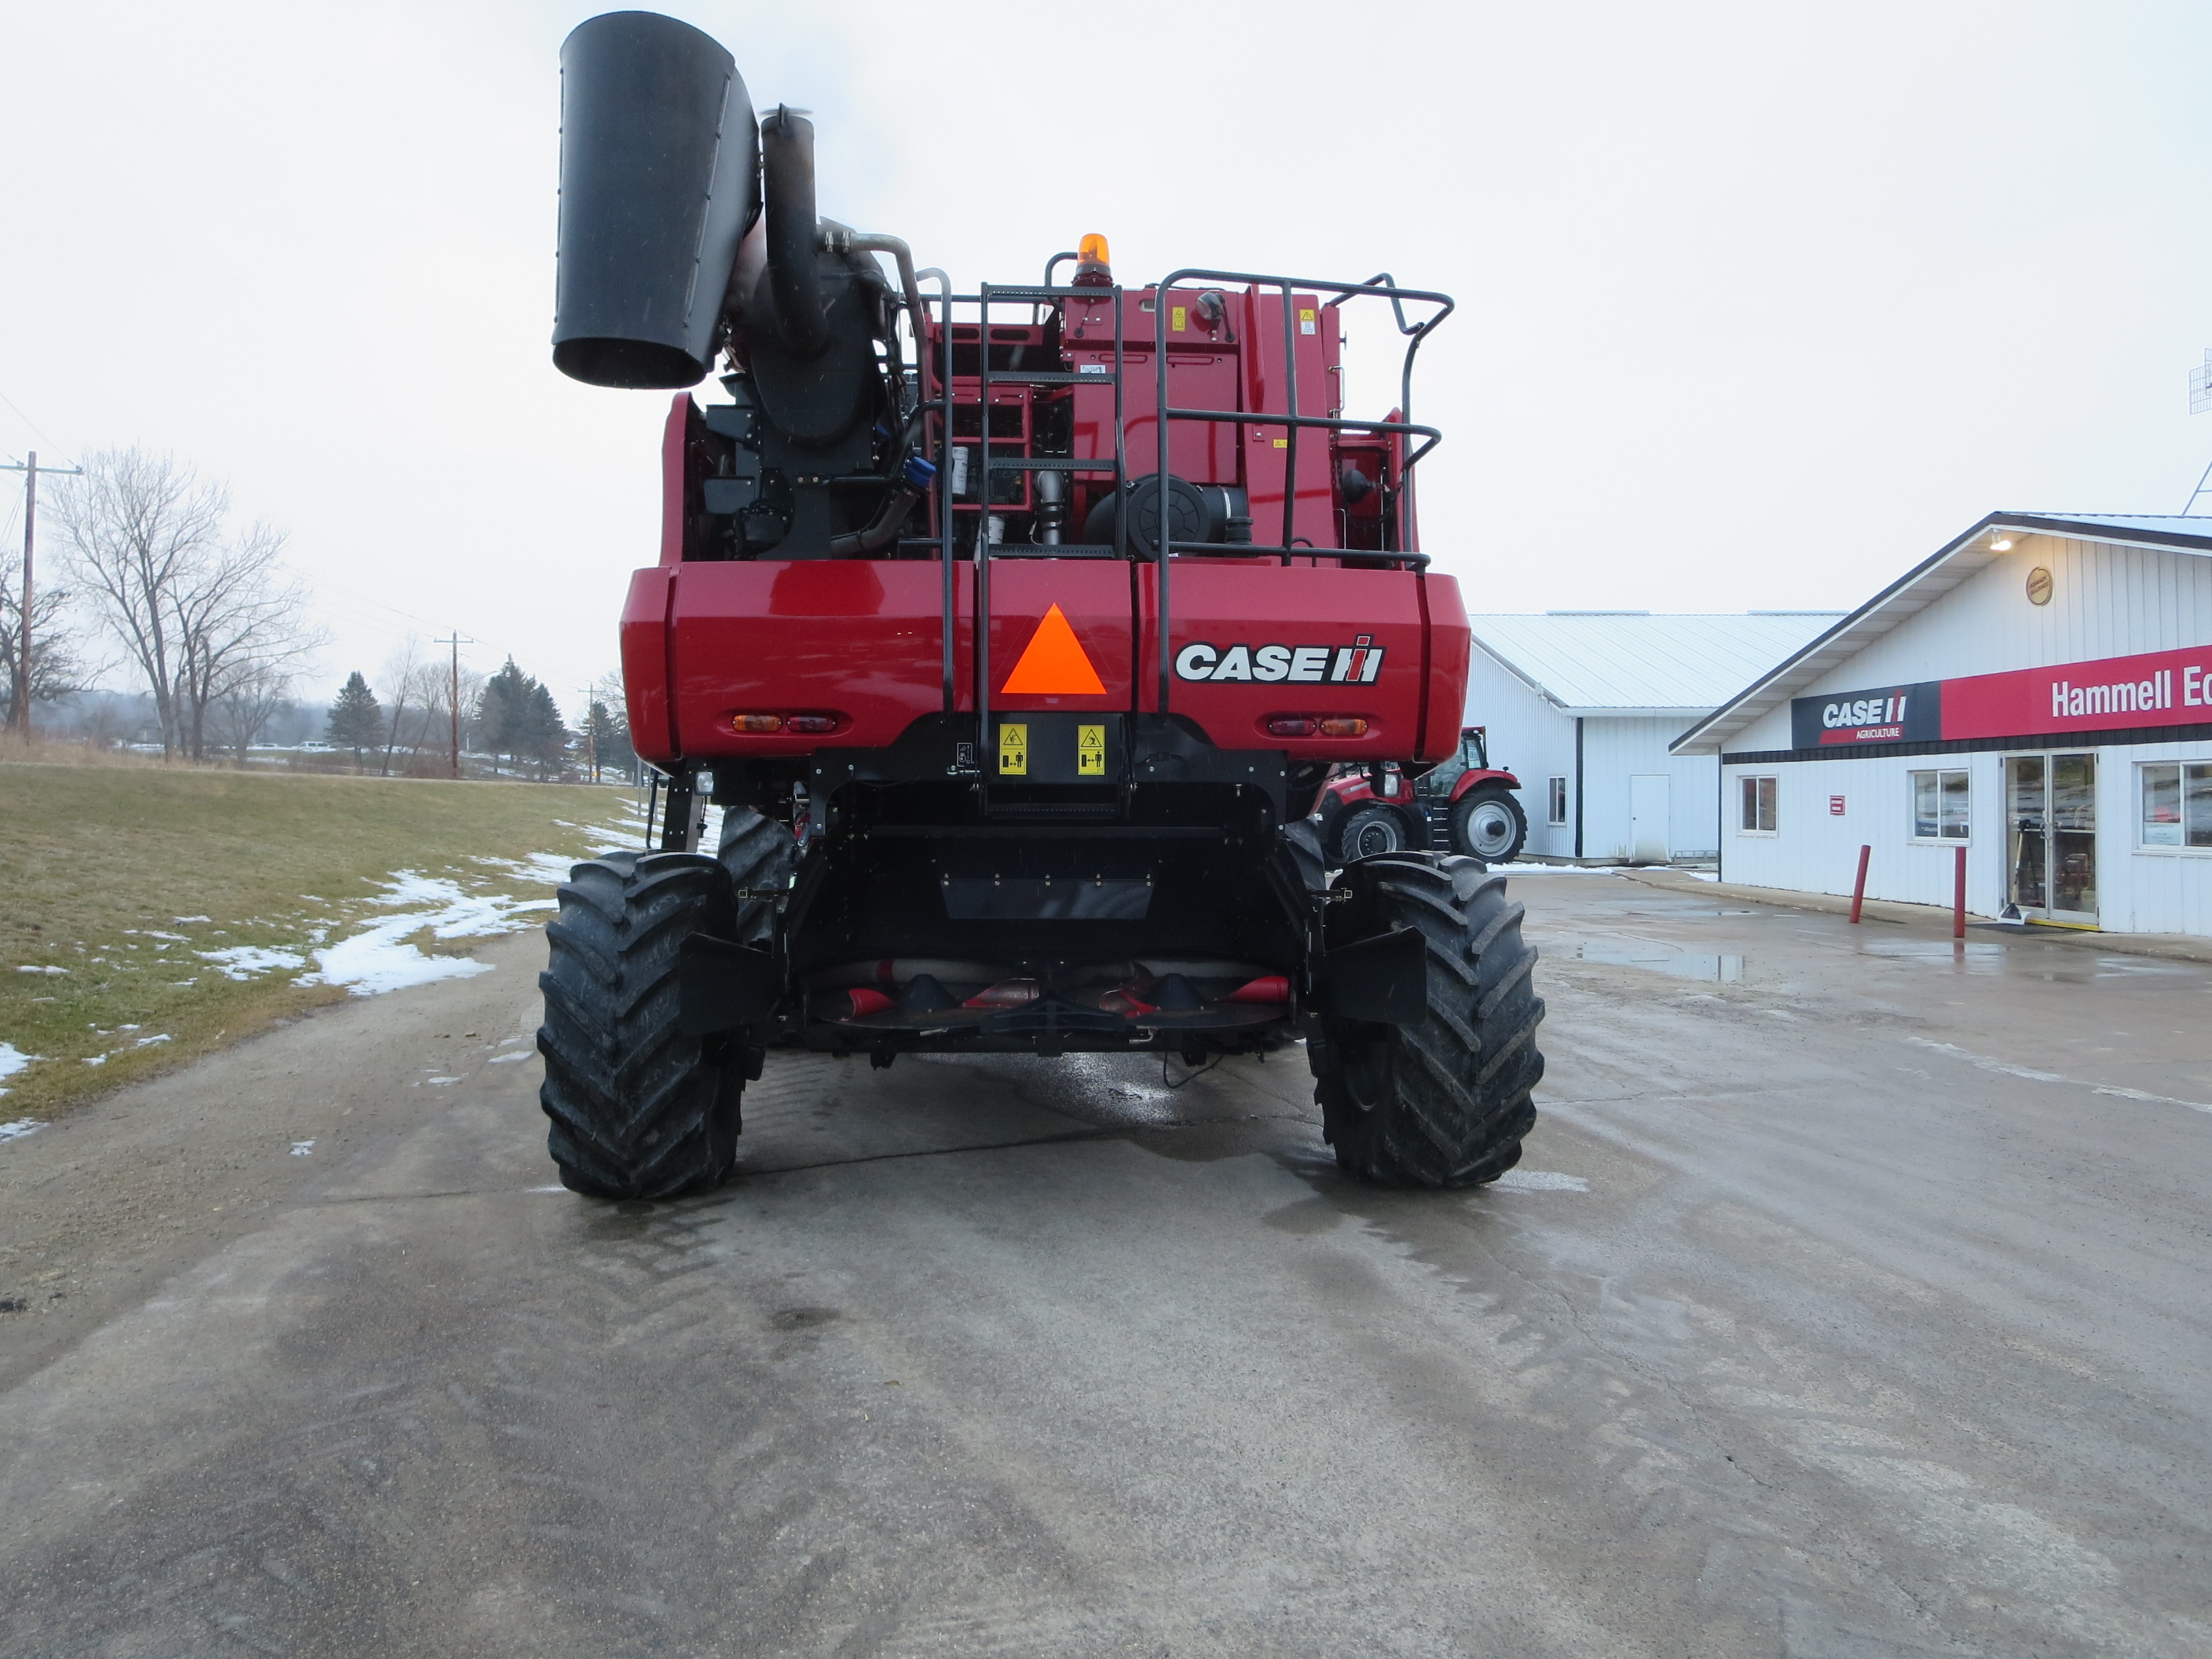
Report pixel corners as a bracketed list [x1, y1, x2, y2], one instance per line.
[4, 1, 2208, 716]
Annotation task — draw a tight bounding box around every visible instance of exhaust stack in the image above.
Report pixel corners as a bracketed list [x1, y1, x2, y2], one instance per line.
[551, 10, 759, 389]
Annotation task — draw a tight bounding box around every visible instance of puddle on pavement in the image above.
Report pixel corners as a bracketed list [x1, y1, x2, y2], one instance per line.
[1860, 939, 2010, 972]
[2089, 955, 2199, 978]
[1574, 944, 1745, 983]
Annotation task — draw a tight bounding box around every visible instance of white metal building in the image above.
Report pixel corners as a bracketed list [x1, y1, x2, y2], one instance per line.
[1466, 612, 1842, 862]
[1673, 512, 2212, 936]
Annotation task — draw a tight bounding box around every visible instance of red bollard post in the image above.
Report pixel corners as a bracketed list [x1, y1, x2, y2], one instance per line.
[1954, 843, 1968, 939]
[1849, 844, 1871, 924]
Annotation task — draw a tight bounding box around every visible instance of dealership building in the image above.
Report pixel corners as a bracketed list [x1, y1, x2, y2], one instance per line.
[1672, 512, 2212, 936]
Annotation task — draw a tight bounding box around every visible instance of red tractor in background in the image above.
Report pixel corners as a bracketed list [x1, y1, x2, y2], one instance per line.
[537, 12, 1545, 1200]
[1313, 726, 1529, 866]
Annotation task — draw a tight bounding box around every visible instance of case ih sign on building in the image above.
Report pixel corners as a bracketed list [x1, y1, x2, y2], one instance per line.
[1792, 643, 2212, 751]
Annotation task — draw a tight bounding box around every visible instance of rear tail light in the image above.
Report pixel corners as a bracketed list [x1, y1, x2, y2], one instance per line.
[731, 712, 840, 734]
[1265, 716, 1368, 738]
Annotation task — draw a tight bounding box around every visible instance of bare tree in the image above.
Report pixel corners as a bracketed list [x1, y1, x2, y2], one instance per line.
[0, 548, 89, 728]
[208, 666, 295, 764]
[53, 449, 324, 758]
[376, 638, 447, 775]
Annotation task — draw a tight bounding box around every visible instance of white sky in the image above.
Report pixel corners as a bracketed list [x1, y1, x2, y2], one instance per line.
[3, 1, 2208, 717]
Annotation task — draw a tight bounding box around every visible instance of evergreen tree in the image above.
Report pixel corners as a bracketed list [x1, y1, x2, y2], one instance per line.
[521, 680, 569, 778]
[473, 658, 532, 771]
[579, 698, 634, 782]
[325, 670, 383, 764]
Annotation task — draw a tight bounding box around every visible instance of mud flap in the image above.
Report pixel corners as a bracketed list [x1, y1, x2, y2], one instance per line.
[1313, 925, 1427, 1025]
[677, 935, 782, 1035]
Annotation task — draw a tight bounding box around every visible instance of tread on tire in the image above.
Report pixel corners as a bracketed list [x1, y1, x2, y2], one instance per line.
[1310, 852, 1545, 1187]
[537, 850, 743, 1200]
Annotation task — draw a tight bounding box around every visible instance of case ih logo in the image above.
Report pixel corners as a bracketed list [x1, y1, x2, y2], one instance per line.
[1174, 635, 1386, 683]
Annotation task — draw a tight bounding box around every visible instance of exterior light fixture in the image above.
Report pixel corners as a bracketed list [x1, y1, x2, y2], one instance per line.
[1990, 536, 2015, 551]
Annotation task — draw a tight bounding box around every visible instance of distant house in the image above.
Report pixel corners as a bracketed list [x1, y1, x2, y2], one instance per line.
[1465, 612, 1843, 863]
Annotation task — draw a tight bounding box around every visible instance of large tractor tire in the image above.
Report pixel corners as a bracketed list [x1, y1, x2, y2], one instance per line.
[1310, 854, 1545, 1188]
[718, 805, 796, 943]
[1451, 787, 1528, 863]
[538, 851, 743, 1200]
[1338, 803, 1412, 863]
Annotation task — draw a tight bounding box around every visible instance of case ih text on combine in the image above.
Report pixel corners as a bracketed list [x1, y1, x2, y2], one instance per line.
[537, 11, 1546, 1199]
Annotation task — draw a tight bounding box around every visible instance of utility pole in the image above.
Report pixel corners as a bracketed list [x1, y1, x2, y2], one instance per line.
[435, 633, 474, 779]
[577, 684, 599, 783]
[2, 451, 85, 738]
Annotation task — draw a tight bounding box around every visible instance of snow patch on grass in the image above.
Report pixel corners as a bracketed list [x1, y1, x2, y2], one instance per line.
[0, 1118, 42, 1143]
[301, 870, 555, 997]
[0, 1042, 39, 1085]
[197, 946, 309, 981]
[16, 965, 68, 976]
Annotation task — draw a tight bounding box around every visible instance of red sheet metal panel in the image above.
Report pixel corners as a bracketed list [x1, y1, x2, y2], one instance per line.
[621, 566, 677, 763]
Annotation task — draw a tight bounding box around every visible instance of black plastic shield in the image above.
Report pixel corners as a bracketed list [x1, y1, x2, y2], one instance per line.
[553, 12, 759, 388]
[677, 934, 781, 1035]
[1315, 926, 1429, 1025]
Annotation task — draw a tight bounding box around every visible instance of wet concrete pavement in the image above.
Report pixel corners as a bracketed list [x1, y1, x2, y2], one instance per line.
[2, 871, 2209, 1656]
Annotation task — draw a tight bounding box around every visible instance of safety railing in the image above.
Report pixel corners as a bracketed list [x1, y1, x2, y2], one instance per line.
[1151, 268, 1452, 711]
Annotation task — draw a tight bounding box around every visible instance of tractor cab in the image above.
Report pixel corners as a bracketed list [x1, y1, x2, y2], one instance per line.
[1410, 726, 1491, 801]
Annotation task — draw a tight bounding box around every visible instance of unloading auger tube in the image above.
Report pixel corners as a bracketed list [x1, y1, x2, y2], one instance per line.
[536, 9, 1544, 1200]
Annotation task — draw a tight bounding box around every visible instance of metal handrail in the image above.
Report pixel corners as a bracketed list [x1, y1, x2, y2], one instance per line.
[1152, 266, 1453, 712]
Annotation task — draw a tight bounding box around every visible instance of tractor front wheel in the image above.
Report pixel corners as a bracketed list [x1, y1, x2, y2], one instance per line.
[1451, 788, 1528, 863]
[538, 851, 743, 1200]
[1310, 854, 1545, 1187]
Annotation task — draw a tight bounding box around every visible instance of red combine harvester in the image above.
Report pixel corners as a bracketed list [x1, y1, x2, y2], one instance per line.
[538, 11, 1545, 1199]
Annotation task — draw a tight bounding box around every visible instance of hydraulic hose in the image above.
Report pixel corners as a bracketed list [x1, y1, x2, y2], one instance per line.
[826, 453, 938, 555]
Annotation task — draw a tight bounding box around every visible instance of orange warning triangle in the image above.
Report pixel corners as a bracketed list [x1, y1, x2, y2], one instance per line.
[1000, 602, 1107, 695]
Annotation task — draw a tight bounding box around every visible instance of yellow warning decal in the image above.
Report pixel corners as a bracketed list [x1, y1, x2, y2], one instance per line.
[1077, 723, 1105, 776]
[998, 723, 1027, 775]
[1171, 305, 1187, 332]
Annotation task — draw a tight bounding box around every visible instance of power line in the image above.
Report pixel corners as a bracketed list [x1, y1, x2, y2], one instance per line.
[0, 384, 71, 457]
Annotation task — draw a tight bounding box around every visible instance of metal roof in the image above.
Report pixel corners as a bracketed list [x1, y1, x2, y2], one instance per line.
[1670, 511, 2212, 756]
[1467, 612, 1844, 717]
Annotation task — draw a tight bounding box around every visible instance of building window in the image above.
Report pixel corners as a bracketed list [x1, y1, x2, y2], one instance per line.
[1910, 768, 1971, 840]
[1547, 777, 1568, 826]
[1738, 775, 1777, 834]
[2140, 762, 2212, 849]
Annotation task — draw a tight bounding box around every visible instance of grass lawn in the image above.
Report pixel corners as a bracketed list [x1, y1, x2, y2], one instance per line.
[0, 764, 641, 1122]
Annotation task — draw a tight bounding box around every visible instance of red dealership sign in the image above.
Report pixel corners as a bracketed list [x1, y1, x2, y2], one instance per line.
[1791, 643, 2212, 750]
[1943, 644, 2212, 740]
